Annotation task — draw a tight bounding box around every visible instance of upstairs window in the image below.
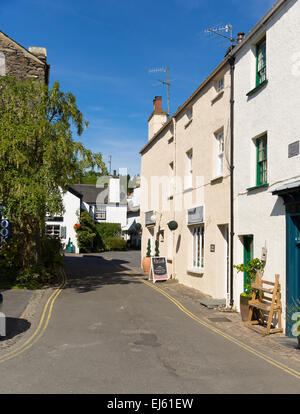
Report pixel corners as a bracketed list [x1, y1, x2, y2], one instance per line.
[185, 150, 193, 189]
[215, 130, 224, 177]
[256, 37, 266, 86]
[256, 135, 268, 186]
[216, 77, 224, 93]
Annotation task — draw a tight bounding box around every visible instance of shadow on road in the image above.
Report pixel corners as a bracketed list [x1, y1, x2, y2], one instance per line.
[0, 317, 31, 341]
[63, 255, 141, 294]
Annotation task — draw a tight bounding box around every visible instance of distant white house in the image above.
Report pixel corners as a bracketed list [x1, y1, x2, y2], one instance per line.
[45, 186, 82, 253]
[45, 176, 128, 253]
[123, 183, 141, 248]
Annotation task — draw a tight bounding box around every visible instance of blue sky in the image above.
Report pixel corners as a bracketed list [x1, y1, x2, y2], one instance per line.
[1, 0, 276, 176]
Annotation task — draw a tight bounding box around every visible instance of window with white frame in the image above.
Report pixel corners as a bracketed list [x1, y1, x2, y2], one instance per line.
[95, 204, 106, 221]
[192, 225, 204, 269]
[215, 130, 224, 177]
[185, 150, 193, 189]
[46, 225, 60, 237]
[216, 77, 224, 93]
[187, 106, 193, 120]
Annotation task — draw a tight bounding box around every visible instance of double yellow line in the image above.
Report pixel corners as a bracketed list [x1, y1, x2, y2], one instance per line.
[130, 272, 300, 381]
[0, 269, 67, 364]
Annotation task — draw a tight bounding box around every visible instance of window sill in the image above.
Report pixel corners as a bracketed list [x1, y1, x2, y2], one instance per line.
[187, 268, 204, 276]
[247, 183, 269, 192]
[185, 119, 193, 129]
[246, 79, 268, 97]
[211, 90, 224, 105]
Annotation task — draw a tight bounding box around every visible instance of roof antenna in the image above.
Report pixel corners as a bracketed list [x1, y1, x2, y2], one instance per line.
[149, 67, 175, 118]
[205, 24, 235, 48]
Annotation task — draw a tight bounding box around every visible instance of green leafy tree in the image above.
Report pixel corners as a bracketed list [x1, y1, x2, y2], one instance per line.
[0, 76, 106, 280]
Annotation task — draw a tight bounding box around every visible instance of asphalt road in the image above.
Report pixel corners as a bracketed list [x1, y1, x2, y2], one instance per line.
[0, 250, 299, 394]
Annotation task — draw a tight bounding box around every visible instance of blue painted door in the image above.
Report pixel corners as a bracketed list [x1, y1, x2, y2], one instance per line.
[286, 214, 300, 336]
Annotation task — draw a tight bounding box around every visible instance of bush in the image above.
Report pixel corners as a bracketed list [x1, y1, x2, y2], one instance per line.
[105, 237, 127, 251]
[41, 235, 64, 275]
[96, 222, 121, 240]
[76, 211, 97, 253]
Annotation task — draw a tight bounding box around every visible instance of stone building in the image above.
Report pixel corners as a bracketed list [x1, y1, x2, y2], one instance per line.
[0, 29, 49, 82]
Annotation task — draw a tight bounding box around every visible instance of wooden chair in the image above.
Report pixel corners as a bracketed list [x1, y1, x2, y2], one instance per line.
[247, 272, 283, 335]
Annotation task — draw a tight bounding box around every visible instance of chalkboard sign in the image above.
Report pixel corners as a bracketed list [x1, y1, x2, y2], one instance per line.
[149, 257, 169, 284]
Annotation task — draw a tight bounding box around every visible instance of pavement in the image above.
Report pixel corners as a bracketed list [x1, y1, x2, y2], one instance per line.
[1, 289, 33, 318]
[0, 250, 299, 394]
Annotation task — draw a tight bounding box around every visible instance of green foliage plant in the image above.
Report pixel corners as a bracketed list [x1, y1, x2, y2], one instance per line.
[234, 258, 265, 297]
[105, 237, 127, 251]
[155, 240, 160, 257]
[146, 239, 151, 258]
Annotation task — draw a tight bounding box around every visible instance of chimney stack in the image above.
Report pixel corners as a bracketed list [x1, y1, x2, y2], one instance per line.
[148, 96, 167, 141]
[28, 47, 47, 62]
[153, 96, 162, 112]
[237, 32, 245, 44]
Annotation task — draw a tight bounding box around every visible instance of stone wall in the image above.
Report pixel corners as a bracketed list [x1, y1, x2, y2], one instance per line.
[0, 31, 48, 82]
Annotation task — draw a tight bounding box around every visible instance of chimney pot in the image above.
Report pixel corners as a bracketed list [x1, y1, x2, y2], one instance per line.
[237, 32, 245, 44]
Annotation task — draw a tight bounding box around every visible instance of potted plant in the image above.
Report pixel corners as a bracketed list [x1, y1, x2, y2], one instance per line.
[155, 240, 160, 257]
[234, 258, 265, 322]
[142, 239, 152, 274]
[286, 299, 300, 349]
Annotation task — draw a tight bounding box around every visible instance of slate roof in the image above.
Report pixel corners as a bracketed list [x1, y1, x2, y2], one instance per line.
[69, 184, 108, 204]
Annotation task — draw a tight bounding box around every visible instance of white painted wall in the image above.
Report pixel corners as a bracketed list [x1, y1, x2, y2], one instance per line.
[106, 204, 127, 228]
[233, 0, 300, 320]
[46, 190, 81, 254]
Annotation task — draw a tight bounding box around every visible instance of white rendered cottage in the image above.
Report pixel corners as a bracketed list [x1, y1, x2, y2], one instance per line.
[231, 0, 300, 335]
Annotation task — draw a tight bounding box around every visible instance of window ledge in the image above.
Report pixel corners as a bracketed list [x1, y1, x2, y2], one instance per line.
[187, 268, 204, 276]
[185, 119, 193, 129]
[246, 79, 268, 97]
[211, 90, 224, 105]
[247, 183, 269, 192]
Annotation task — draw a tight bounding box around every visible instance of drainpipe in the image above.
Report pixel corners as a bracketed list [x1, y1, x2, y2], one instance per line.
[229, 54, 235, 308]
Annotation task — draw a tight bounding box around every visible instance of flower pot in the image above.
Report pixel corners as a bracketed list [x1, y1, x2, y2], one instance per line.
[142, 257, 151, 274]
[240, 294, 252, 322]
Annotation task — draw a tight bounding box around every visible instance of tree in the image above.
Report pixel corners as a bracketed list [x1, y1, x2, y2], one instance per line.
[0, 76, 106, 280]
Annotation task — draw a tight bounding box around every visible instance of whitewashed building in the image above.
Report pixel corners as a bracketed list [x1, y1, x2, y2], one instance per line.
[124, 183, 141, 248]
[45, 176, 127, 253]
[231, 0, 300, 334]
[45, 187, 82, 253]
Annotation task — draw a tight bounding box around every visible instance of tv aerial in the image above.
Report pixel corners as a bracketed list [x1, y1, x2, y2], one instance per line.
[205, 24, 235, 47]
[149, 67, 175, 118]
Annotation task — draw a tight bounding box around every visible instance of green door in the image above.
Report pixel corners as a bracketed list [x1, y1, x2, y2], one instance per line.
[287, 213, 300, 337]
[243, 236, 253, 293]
